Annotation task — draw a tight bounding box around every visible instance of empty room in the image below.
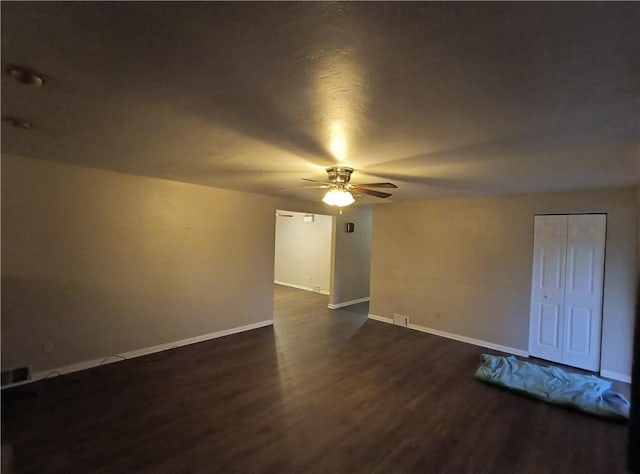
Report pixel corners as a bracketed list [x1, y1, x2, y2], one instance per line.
[1, 2, 639, 473]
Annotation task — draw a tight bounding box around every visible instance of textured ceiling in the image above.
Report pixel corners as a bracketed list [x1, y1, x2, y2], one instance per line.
[2, 2, 639, 204]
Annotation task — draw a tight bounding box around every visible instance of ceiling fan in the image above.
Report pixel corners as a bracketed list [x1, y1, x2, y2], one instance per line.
[300, 167, 397, 207]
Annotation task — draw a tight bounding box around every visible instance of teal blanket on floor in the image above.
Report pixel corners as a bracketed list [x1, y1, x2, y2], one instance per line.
[475, 354, 630, 419]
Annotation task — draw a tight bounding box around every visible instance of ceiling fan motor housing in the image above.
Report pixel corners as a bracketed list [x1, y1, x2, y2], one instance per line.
[326, 166, 353, 184]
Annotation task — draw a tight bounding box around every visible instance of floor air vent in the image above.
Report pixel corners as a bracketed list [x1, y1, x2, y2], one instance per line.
[393, 314, 409, 326]
[1, 367, 30, 387]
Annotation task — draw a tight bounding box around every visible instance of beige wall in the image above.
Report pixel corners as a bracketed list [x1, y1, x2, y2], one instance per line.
[370, 187, 638, 377]
[274, 210, 332, 293]
[0, 155, 313, 373]
[330, 205, 372, 306]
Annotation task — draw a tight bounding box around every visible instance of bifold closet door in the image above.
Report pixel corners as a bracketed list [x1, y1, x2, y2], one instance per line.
[528, 214, 606, 371]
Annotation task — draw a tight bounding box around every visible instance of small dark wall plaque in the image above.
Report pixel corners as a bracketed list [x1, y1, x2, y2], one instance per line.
[346, 222, 355, 233]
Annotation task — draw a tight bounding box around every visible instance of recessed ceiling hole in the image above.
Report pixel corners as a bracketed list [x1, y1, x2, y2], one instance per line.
[2, 116, 33, 129]
[6, 65, 46, 87]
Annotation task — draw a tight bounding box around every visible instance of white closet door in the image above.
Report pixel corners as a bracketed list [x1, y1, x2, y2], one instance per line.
[562, 214, 606, 371]
[528, 215, 568, 364]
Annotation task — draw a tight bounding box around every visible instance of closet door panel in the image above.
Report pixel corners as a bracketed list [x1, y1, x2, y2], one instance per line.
[529, 215, 567, 364]
[562, 214, 606, 371]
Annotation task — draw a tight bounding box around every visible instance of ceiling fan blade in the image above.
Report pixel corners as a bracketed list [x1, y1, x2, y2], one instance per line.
[356, 187, 392, 199]
[353, 182, 398, 189]
[278, 184, 330, 191]
[301, 177, 329, 184]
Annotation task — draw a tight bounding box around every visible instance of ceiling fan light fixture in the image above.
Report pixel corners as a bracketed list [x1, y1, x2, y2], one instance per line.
[299, 166, 395, 206]
[322, 188, 355, 207]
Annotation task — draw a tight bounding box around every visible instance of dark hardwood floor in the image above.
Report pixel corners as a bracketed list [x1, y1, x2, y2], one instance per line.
[2, 285, 629, 473]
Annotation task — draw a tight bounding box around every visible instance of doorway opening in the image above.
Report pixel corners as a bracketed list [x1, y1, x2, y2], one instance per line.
[274, 209, 333, 296]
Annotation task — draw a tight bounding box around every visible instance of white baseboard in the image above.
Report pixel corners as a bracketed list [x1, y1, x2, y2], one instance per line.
[328, 297, 370, 310]
[5, 320, 274, 388]
[367, 313, 528, 357]
[367, 313, 393, 324]
[600, 370, 632, 384]
[274, 280, 330, 295]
